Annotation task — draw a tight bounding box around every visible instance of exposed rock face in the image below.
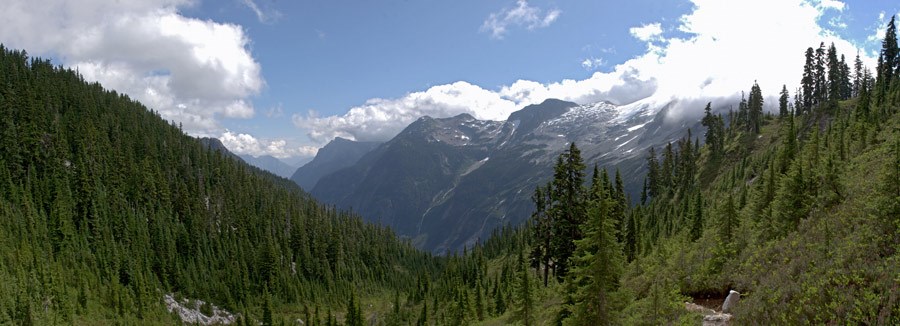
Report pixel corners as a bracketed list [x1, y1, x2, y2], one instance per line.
[164, 293, 237, 325]
[703, 313, 733, 326]
[721, 290, 740, 313]
[685, 302, 716, 315]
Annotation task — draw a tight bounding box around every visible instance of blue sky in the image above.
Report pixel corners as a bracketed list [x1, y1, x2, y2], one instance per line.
[0, 0, 897, 160]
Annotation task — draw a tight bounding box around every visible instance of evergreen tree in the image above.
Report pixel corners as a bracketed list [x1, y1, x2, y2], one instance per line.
[661, 143, 675, 194]
[690, 193, 703, 242]
[748, 81, 764, 133]
[565, 185, 624, 325]
[529, 184, 553, 287]
[646, 147, 660, 198]
[416, 301, 427, 326]
[840, 54, 852, 100]
[881, 16, 898, 92]
[815, 42, 827, 106]
[719, 195, 737, 243]
[779, 85, 790, 118]
[801, 47, 816, 114]
[513, 250, 534, 326]
[548, 142, 587, 279]
[853, 51, 864, 97]
[346, 292, 364, 326]
[263, 286, 274, 326]
[737, 92, 749, 129]
[474, 281, 484, 321]
[624, 210, 638, 262]
[827, 43, 842, 106]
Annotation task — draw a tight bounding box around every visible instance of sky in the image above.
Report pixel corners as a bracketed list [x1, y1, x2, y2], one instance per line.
[0, 0, 897, 161]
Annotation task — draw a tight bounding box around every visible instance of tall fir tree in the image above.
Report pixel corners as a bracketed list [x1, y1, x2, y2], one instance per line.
[513, 249, 534, 326]
[779, 85, 790, 118]
[565, 184, 625, 326]
[748, 81, 764, 133]
[548, 142, 587, 279]
[801, 47, 816, 114]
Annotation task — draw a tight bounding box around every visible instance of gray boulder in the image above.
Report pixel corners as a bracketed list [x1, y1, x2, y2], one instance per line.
[721, 290, 740, 313]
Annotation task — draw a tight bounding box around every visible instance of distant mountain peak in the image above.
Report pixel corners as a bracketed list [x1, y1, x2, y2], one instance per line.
[290, 137, 383, 190]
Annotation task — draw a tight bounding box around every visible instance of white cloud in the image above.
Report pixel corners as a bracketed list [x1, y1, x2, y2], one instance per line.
[299, 0, 876, 147]
[581, 57, 606, 70]
[221, 130, 318, 158]
[481, 0, 561, 39]
[240, 0, 281, 24]
[0, 0, 264, 136]
[815, 0, 845, 11]
[265, 103, 284, 118]
[629, 23, 663, 42]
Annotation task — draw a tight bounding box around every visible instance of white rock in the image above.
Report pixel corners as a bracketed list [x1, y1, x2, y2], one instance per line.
[721, 290, 740, 313]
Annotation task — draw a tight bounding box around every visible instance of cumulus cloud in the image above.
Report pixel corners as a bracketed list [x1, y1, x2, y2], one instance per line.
[481, 0, 561, 39]
[629, 23, 663, 42]
[0, 0, 264, 135]
[220, 130, 319, 158]
[299, 0, 875, 146]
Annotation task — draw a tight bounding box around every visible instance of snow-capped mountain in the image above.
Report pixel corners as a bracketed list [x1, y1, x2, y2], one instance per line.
[310, 98, 704, 254]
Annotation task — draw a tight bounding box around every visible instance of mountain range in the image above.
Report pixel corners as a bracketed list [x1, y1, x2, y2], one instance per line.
[239, 154, 299, 179]
[290, 137, 382, 190]
[306, 98, 714, 254]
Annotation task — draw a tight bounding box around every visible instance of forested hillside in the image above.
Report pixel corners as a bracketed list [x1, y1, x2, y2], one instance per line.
[0, 46, 440, 324]
[511, 21, 900, 325]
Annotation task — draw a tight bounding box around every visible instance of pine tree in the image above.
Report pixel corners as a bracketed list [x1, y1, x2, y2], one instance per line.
[827, 43, 842, 107]
[881, 15, 898, 91]
[801, 47, 816, 114]
[416, 301, 427, 326]
[263, 286, 274, 326]
[840, 54, 852, 100]
[779, 85, 790, 118]
[690, 193, 703, 242]
[548, 142, 587, 279]
[661, 143, 675, 193]
[719, 195, 737, 243]
[737, 92, 749, 129]
[624, 210, 638, 262]
[748, 81, 764, 133]
[474, 281, 484, 321]
[566, 186, 624, 325]
[529, 184, 553, 286]
[815, 42, 828, 107]
[346, 291, 363, 326]
[513, 250, 534, 326]
[646, 147, 660, 198]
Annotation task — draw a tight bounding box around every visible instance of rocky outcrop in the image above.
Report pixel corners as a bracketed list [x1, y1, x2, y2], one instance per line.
[687, 289, 741, 326]
[703, 313, 733, 326]
[164, 293, 237, 325]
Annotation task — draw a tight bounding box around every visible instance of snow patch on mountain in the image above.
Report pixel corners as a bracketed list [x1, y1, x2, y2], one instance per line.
[461, 157, 490, 176]
[628, 121, 649, 132]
